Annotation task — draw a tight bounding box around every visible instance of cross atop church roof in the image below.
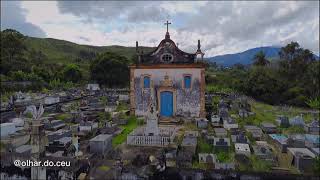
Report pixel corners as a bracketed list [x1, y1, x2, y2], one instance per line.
[164, 20, 171, 39]
[164, 20, 171, 33]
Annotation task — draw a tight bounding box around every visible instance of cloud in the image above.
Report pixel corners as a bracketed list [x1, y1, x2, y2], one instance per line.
[56, 1, 171, 23]
[20, 1, 109, 46]
[179, 1, 319, 55]
[5, 1, 318, 57]
[54, 1, 320, 56]
[0, 1, 46, 37]
[126, 6, 169, 23]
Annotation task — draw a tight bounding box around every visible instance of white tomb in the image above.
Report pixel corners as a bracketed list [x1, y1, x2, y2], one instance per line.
[0, 123, 16, 137]
[127, 104, 177, 147]
[86, 84, 100, 91]
[44, 96, 60, 105]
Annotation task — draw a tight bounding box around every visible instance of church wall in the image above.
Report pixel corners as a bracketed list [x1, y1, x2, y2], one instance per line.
[132, 68, 203, 118]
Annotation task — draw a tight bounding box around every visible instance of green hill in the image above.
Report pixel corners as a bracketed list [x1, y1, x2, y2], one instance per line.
[24, 36, 154, 64]
[1, 30, 155, 89]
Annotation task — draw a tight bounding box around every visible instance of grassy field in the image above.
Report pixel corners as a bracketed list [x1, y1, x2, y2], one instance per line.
[233, 100, 315, 128]
[112, 116, 138, 147]
[56, 113, 72, 121]
[98, 165, 110, 172]
[251, 101, 315, 123]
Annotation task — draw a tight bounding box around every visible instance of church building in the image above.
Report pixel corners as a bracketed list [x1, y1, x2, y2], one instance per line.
[129, 21, 206, 121]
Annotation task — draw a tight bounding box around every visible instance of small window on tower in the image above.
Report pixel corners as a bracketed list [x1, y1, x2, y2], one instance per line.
[161, 53, 173, 62]
[184, 75, 191, 89]
[143, 76, 150, 88]
[196, 53, 202, 60]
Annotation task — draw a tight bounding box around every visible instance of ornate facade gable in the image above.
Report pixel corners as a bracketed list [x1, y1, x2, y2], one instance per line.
[140, 39, 196, 64]
[136, 21, 204, 65]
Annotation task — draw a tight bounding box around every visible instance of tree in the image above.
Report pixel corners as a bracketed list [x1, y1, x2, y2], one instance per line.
[1, 29, 26, 61]
[279, 41, 300, 61]
[1, 29, 29, 74]
[297, 57, 319, 98]
[8, 70, 42, 82]
[276, 41, 318, 105]
[253, 51, 269, 66]
[243, 67, 285, 104]
[204, 41, 317, 107]
[279, 42, 315, 80]
[61, 64, 82, 83]
[79, 50, 96, 60]
[31, 65, 53, 82]
[90, 52, 130, 87]
[130, 54, 139, 64]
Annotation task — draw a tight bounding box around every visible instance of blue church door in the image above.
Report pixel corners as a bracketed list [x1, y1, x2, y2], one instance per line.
[160, 91, 173, 117]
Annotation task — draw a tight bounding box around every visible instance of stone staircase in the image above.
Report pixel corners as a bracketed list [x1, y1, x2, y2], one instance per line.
[158, 117, 181, 125]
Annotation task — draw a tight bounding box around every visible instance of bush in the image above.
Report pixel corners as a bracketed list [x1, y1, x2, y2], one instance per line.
[90, 52, 130, 87]
[61, 64, 82, 83]
[286, 126, 305, 134]
[197, 138, 213, 153]
[41, 87, 49, 94]
[215, 150, 233, 163]
[48, 79, 75, 90]
[116, 102, 128, 112]
[206, 84, 233, 93]
[307, 97, 320, 110]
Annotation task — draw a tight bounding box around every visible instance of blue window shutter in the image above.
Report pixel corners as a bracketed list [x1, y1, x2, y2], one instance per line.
[144, 76, 150, 88]
[184, 76, 191, 88]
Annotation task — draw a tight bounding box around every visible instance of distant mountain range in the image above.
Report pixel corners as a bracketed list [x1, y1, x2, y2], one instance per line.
[23, 36, 318, 66]
[206, 46, 319, 67]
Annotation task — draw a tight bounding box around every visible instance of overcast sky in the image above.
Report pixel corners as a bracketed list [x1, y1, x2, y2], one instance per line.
[1, 1, 319, 57]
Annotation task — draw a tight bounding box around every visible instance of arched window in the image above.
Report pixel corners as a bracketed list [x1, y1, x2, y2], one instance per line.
[143, 76, 150, 88]
[161, 53, 173, 62]
[184, 75, 191, 89]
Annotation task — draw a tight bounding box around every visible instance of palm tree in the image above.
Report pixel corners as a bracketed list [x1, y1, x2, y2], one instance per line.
[253, 51, 270, 66]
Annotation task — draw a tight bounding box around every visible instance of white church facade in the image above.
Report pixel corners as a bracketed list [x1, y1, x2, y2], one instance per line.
[129, 21, 206, 122]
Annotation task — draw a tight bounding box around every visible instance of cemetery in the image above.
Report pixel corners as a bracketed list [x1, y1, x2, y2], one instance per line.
[1, 71, 319, 179]
[1, 19, 319, 179]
